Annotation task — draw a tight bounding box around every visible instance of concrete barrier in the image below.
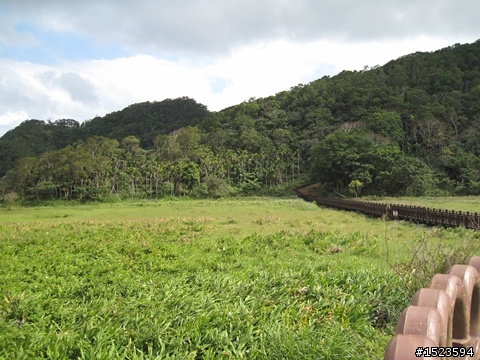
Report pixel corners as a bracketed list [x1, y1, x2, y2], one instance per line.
[384, 256, 480, 359]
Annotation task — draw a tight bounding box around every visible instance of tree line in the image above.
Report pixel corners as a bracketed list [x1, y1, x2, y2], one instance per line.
[0, 128, 300, 200]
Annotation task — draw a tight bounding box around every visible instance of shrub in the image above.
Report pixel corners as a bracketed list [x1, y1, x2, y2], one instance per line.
[3, 192, 18, 210]
[204, 176, 234, 198]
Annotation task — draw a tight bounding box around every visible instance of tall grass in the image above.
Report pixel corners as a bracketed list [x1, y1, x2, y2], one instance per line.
[1, 197, 478, 359]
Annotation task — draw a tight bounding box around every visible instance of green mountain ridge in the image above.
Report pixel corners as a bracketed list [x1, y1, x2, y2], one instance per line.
[1, 39, 480, 199]
[0, 97, 209, 178]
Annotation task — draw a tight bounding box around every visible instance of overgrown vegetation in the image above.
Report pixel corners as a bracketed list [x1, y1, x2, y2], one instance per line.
[1, 198, 478, 359]
[382, 223, 480, 297]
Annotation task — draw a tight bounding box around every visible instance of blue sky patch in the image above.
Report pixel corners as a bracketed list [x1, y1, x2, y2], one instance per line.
[208, 76, 230, 94]
[1, 23, 130, 64]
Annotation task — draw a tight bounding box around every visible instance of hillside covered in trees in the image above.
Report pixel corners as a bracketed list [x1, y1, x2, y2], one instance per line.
[1, 40, 480, 201]
[0, 97, 209, 179]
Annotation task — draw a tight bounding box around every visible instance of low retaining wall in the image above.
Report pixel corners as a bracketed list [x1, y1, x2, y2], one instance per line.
[384, 256, 480, 359]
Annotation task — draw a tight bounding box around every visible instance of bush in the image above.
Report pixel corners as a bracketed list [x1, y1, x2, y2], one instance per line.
[3, 192, 18, 210]
[191, 183, 209, 198]
[204, 176, 234, 198]
[161, 181, 174, 197]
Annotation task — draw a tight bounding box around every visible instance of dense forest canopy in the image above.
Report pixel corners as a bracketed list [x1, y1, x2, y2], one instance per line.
[1, 40, 480, 200]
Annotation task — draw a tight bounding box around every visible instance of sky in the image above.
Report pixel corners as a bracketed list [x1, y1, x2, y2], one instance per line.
[0, 0, 479, 137]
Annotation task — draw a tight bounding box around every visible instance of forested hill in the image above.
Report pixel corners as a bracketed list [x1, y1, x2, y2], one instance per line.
[81, 97, 209, 147]
[0, 97, 209, 178]
[1, 39, 480, 200]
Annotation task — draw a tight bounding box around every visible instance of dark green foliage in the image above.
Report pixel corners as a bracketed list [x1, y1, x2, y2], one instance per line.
[438, 143, 480, 195]
[310, 132, 435, 196]
[204, 176, 234, 198]
[0, 119, 79, 178]
[310, 131, 374, 188]
[82, 97, 209, 147]
[364, 110, 403, 144]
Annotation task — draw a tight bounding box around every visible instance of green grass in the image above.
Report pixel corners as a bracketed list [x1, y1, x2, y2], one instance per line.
[1, 197, 479, 359]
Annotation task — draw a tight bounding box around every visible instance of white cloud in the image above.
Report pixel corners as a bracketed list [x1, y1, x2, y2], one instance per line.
[0, 110, 29, 127]
[2, 0, 480, 59]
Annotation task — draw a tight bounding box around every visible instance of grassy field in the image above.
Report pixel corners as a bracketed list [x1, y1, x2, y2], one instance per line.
[1, 197, 479, 359]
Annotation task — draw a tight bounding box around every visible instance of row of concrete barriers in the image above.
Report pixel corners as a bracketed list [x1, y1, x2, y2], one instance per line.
[385, 256, 480, 359]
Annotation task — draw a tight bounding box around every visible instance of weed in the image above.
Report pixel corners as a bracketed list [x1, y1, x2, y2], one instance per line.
[382, 217, 480, 297]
